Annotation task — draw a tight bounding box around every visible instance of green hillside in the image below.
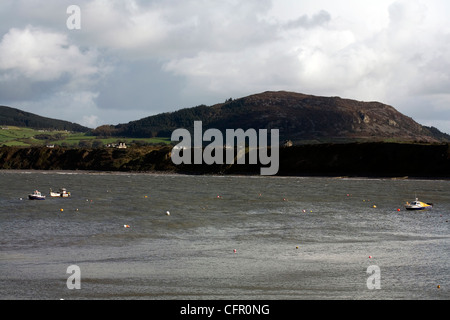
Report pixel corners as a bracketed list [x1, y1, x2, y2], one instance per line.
[0, 105, 90, 132]
[0, 126, 170, 147]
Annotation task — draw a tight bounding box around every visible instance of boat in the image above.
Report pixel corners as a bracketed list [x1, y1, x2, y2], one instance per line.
[28, 190, 46, 200]
[404, 198, 433, 211]
[50, 188, 71, 198]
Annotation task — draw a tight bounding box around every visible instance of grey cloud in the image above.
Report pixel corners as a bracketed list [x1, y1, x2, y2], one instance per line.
[1, 0, 449, 134]
[95, 60, 185, 113]
[0, 74, 64, 102]
[284, 10, 331, 29]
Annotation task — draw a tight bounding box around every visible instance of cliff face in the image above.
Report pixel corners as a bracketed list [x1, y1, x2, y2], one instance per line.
[0, 146, 174, 172]
[1, 143, 449, 178]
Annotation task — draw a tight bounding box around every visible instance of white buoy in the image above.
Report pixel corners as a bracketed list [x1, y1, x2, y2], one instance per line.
[166, 211, 170, 216]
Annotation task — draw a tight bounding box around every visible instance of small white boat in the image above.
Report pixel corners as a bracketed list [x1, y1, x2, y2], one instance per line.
[50, 188, 71, 198]
[405, 198, 433, 211]
[28, 190, 46, 200]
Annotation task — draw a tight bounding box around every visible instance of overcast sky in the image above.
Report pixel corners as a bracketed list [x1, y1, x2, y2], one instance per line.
[1, 0, 449, 133]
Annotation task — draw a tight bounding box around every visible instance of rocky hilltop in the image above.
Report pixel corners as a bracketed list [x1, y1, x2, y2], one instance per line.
[96, 91, 450, 144]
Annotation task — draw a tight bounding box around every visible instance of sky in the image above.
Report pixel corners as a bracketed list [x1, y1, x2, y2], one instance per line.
[0, 0, 449, 133]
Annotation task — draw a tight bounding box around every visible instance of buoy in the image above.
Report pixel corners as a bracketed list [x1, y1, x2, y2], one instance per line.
[124, 225, 130, 228]
[397, 208, 401, 212]
[302, 209, 306, 213]
[373, 205, 377, 208]
[60, 208, 64, 212]
[437, 285, 440, 289]
[369, 256, 372, 259]
[233, 249, 237, 253]
[166, 211, 170, 216]
[296, 246, 299, 249]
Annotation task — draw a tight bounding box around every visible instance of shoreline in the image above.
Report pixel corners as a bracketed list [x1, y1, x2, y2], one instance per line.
[1, 168, 449, 181]
[1, 142, 450, 179]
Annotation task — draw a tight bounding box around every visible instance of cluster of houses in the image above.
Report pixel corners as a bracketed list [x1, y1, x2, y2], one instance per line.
[105, 142, 127, 149]
[45, 142, 128, 149]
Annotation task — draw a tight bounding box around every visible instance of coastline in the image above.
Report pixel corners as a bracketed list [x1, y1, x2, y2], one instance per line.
[1, 168, 450, 182]
[1, 142, 449, 179]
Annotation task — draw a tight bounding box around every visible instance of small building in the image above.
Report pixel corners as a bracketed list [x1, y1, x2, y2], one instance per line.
[106, 142, 127, 149]
[117, 142, 127, 149]
[282, 140, 293, 147]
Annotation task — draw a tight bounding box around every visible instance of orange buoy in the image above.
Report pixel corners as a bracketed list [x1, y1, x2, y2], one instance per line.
[124, 225, 130, 228]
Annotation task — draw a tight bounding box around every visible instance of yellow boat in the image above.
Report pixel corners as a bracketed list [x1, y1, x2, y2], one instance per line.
[405, 198, 433, 211]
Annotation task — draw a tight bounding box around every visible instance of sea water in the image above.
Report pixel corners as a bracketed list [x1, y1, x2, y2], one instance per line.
[0, 171, 449, 300]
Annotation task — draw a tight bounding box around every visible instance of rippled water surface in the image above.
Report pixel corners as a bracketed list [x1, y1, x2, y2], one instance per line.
[1, 171, 449, 300]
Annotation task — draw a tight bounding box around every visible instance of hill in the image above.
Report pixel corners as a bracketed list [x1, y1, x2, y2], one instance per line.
[0, 105, 90, 132]
[93, 91, 450, 144]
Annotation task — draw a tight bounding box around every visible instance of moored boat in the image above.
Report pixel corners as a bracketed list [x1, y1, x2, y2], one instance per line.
[28, 190, 46, 200]
[50, 188, 71, 198]
[404, 198, 433, 211]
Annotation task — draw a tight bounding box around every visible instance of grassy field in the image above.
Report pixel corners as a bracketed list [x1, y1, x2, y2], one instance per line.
[0, 126, 171, 147]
